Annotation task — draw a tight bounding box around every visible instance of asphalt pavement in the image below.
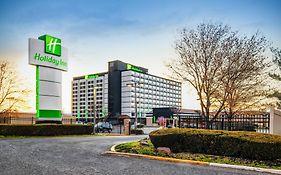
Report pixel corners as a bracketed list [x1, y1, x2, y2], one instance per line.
[0, 135, 273, 175]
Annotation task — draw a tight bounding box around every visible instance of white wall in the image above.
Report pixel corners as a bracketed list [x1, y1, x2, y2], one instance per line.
[270, 108, 281, 135]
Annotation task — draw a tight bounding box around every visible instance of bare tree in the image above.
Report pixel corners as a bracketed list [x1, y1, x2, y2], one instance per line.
[0, 61, 30, 114]
[216, 33, 270, 130]
[268, 48, 281, 108]
[168, 23, 269, 128]
[168, 23, 233, 128]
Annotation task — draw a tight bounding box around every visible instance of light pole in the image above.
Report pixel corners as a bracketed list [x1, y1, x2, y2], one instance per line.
[92, 87, 97, 134]
[127, 81, 143, 129]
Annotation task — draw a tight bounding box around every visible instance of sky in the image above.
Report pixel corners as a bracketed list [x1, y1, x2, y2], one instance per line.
[0, 0, 280, 113]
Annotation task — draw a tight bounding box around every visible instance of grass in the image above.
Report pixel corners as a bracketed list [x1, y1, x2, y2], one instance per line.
[115, 139, 281, 170]
[115, 139, 162, 156]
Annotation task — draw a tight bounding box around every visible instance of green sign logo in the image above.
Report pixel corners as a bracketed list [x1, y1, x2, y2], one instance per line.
[127, 64, 143, 73]
[39, 35, 61, 56]
[85, 74, 99, 79]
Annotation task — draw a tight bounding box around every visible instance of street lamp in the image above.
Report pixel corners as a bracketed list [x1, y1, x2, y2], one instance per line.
[127, 81, 143, 129]
[92, 87, 97, 134]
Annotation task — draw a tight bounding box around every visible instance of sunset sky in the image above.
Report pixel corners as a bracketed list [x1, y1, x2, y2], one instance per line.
[0, 0, 280, 113]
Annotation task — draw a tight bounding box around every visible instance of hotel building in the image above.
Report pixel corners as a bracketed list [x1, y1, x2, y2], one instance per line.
[72, 60, 182, 121]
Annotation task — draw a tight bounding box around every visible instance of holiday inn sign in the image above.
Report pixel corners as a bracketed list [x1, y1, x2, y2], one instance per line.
[29, 35, 68, 123]
[29, 35, 68, 71]
[33, 53, 67, 67]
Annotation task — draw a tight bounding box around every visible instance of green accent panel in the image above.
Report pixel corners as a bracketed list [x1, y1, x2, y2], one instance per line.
[77, 102, 80, 118]
[85, 74, 99, 79]
[38, 34, 61, 56]
[127, 64, 132, 70]
[85, 110, 88, 119]
[101, 107, 108, 118]
[36, 66, 40, 118]
[38, 110, 62, 118]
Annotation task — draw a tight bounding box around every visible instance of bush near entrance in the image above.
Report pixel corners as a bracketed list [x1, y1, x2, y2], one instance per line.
[149, 128, 281, 160]
[0, 124, 94, 136]
[115, 140, 281, 170]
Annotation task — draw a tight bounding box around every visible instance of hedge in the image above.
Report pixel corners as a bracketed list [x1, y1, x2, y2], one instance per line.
[149, 128, 281, 160]
[0, 124, 94, 136]
[131, 129, 144, 135]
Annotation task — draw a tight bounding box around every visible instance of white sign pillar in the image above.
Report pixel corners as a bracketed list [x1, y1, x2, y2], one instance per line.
[28, 35, 68, 123]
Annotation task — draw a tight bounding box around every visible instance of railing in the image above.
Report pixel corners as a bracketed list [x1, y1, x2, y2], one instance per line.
[0, 117, 77, 125]
[179, 113, 270, 133]
[0, 116, 130, 134]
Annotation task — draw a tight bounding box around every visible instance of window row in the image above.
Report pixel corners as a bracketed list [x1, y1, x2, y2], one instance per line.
[122, 94, 181, 100]
[122, 71, 181, 86]
[122, 87, 181, 95]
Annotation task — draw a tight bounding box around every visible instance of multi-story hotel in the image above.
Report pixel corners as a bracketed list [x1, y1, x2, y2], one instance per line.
[72, 72, 108, 119]
[72, 60, 182, 121]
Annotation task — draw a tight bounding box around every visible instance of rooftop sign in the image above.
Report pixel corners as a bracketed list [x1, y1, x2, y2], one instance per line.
[85, 74, 99, 79]
[127, 64, 143, 73]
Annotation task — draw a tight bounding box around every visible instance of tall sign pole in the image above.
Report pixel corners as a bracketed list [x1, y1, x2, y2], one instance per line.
[28, 34, 68, 124]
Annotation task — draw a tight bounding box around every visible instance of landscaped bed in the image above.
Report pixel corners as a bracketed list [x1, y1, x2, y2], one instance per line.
[150, 128, 281, 160]
[115, 128, 281, 170]
[115, 139, 281, 170]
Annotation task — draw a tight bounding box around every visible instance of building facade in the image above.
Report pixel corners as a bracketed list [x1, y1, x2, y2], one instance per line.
[121, 70, 181, 117]
[72, 60, 182, 121]
[72, 73, 108, 119]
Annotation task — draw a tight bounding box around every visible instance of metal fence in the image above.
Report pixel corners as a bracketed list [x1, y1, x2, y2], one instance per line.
[0, 116, 128, 134]
[0, 113, 270, 134]
[179, 113, 270, 133]
[0, 116, 77, 125]
[0, 116, 36, 124]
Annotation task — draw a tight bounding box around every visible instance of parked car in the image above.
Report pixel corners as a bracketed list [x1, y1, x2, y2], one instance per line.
[76, 121, 84, 125]
[95, 122, 113, 133]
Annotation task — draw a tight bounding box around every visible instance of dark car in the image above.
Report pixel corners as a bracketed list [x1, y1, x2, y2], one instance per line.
[95, 122, 113, 133]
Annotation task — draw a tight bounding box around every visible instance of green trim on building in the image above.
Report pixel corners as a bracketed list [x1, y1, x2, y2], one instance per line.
[38, 110, 62, 118]
[77, 99, 80, 118]
[85, 110, 88, 119]
[36, 66, 40, 118]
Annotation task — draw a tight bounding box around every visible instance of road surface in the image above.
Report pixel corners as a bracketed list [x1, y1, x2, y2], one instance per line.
[0, 135, 272, 175]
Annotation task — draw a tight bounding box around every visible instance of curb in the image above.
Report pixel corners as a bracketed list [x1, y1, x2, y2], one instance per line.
[97, 133, 128, 136]
[105, 144, 281, 175]
[210, 163, 281, 175]
[106, 144, 210, 165]
[105, 150, 208, 165]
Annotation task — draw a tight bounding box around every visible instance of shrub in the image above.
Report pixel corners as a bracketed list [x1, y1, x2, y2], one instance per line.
[131, 129, 144, 135]
[0, 124, 94, 136]
[137, 124, 145, 128]
[149, 128, 281, 160]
